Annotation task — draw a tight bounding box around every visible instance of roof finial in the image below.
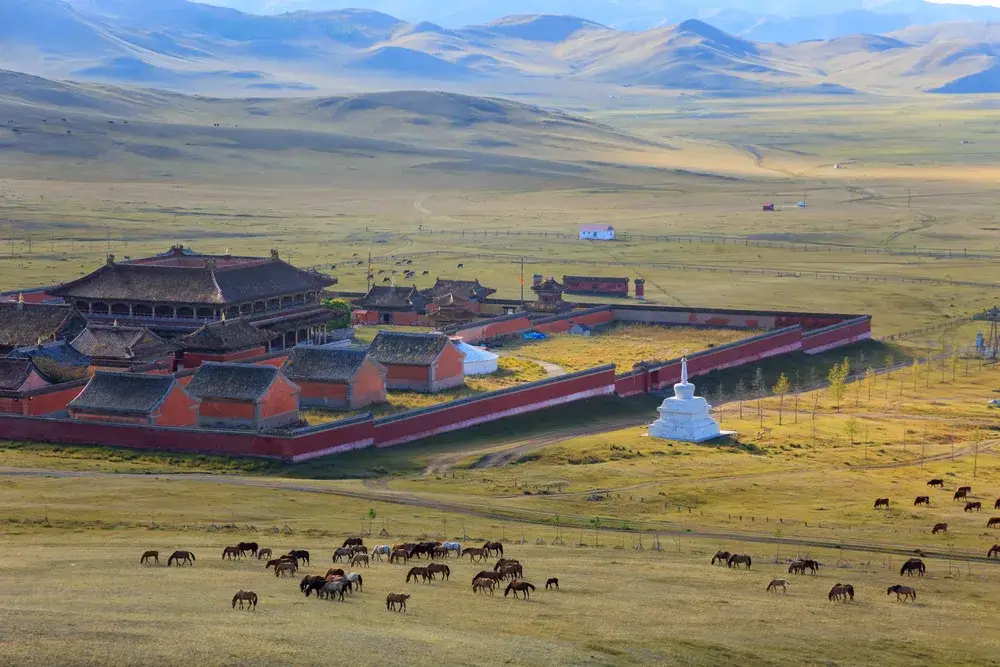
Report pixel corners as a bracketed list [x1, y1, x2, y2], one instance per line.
[106, 253, 115, 265]
[220, 311, 227, 322]
[270, 248, 279, 261]
[16, 293, 24, 310]
[113, 319, 119, 328]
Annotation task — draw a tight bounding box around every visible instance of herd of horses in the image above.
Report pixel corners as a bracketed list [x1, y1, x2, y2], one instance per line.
[873, 481, 1000, 554]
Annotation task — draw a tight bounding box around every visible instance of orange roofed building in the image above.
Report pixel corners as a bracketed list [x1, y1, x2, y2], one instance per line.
[67, 372, 199, 426]
[185, 362, 300, 430]
[281, 346, 387, 410]
[366, 331, 465, 393]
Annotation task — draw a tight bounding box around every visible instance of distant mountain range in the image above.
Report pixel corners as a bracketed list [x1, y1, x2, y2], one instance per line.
[4, 0, 1000, 95]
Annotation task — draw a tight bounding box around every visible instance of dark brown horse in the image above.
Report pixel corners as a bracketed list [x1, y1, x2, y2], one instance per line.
[427, 563, 451, 580]
[167, 550, 195, 566]
[389, 549, 409, 564]
[788, 559, 819, 575]
[995, 498, 1000, 510]
[351, 545, 368, 555]
[958, 486, 972, 495]
[900, 558, 925, 577]
[139, 550, 159, 565]
[386, 593, 410, 612]
[266, 556, 296, 570]
[473, 577, 497, 595]
[499, 564, 523, 581]
[343, 537, 364, 548]
[988, 518, 1000, 529]
[237, 542, 258, 558]
[913, 496, 930, 506]
[483, 541, 504, 557]
[462, 547, 489, 562]
[887, 585, 916, 602]
[545, 577, 559, 590]
[432, 546, 450, 558]
[988, 544, 1000, 559]
[927, 479, 945, 488]
[326, 568, 345, 578]
[829, 583, 854, 602]
[286, 550, 310, 565]
[504, 581, 535, 599]
[727, 553, 752, 569]
[232, 590, 257, 610]
[954, 489, 969, 501]
[932, 523, 948, 534]
[301, 575, 327, 597]
[472, 570, 502, 585]
[873, 498, 890, 509]
[222, 546, 242, 560]
[711, 551, 731, 565]
[494, 558, 519, 571]
[965, 501, 982, 513]
[406, 566, 432, 583]
[257, 548, 272, 560]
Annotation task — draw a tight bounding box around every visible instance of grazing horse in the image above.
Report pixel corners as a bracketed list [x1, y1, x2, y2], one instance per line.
[887, 585, 917, 602]
[332, 547, 353, 563]
[275, 562, 297, 577]
[257, 548, 272, 560]
[954, 489, 969, 501]
[343, 537, 364, 548]
[406, 566, 433, 583]
[500, 564, 523, 581]
[995, 498, 1000, 510]
[167, 551, 195, 566]
[372, 545, 391, 561]
[222, 546, 242, 560]
[988, 518, 1000, 529]
[727, 554, 752, 570]
[237, 542, 258, 558]
[873, 498, 890, 509]
[462, 547, 489, 562]
[801, 559, 820, 574]
[504, 581, 535, 599]
[386, 593, 410, 612]
[473, 577, 498, 595]
[545, 578, 559, 590]
[494, 558, 519, 572]
[351, 545, 368, 555]
[344, 572, 364, 592]
[788, 560, 807, 575]
[139, 550, 159, 565]
[432, 546, 450, 558]
[988, 545, 1000, 559]
[900, 558, 925, 577]
[320, 581, 347, 601]
[711, 551, 731, 565]
[301, 575, 327, 597]
[965, 501, 983, 513]
[232, 590, 257, 610]
[913, 496, 930, 506]
[766, 579, 790, 593]
[472, 570, 502, 585]
[326, 568, 345, 578]
[958, 486, 972, 495]
[483, 541, 504, 557]
[389, 549, 410, 564]
[351, 554, 369, 568]
[428, 563, 451, 580]
[927, 479, 945, 488]
[932, 523, 948, 534]
[266, 556, 296, 570]
[286, 550, 310, 565]
[829, 584, 854, 602]
[443, 541, 462, 554]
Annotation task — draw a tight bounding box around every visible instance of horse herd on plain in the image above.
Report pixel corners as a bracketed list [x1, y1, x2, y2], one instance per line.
[874, 479, 1000, 558]
[139, 538, 559, 612]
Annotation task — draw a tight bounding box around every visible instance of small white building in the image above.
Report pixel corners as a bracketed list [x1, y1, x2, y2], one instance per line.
[452, 339, 499, 376]
[579, 224, 616, 240]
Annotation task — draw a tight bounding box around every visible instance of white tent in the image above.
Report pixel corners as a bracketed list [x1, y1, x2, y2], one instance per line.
[453, 339, 499, 375]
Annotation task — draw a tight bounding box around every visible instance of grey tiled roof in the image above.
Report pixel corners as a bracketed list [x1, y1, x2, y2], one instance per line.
[179, 319, 275, 352]
[0, 302, 86, 349]
[353, 286, 429, 311]
[367, 331, 451, 366]
[186, 362, 285, 402]
[50, 257, 336, 305]
[281, 346, 380, 382]
[9, 341, 91, 384]
[68, 372, 178, 415]
[70, 326, 176, 361]
[422, 279, 496, 301]
[0, 359, 39, 391]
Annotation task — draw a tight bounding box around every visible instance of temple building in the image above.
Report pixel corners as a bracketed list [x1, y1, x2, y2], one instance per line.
[185, 362, 300, 430]
[68, 372, 199, 427]
[422, 279, 496, 302]
[281, 346, 387, 410]
[176, 318, 277, 369]
[49, 245, 337, 348]
[0, 299, 87, 354]
[367, 331, 465, 393]
[70, 325, 177, 371]
[352, 286, 430, 325]
[530, 276, 572, 313]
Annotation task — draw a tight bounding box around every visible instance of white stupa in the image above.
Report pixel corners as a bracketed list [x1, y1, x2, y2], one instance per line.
[648, 357, 729, 442]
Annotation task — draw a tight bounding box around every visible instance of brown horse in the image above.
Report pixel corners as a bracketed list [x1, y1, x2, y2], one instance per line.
[301, 575, 327, 597]
[887, 585, 916, 602]
[257, 548, 272, 560]
[351, 554, 369, 568]
[332, 547, 353, 562]
[139, 550, 159, 565]
[766, 579, 790, 593]
[326, 568, 345, 578]
[473, 577, 497, 595]
[965, 501, 982, 513]
[266, 557, 295, 570]
[432, 546, 450, 558]
[788, 560, 807, 575]
[494, 558, 519, 571]
[427, 563, 450, 580]
[237, 542, 258, 558]
[472, 570, 502, 585]
[913, 496, 930, 506]
[500, 563, 524, 580]
[829, 583, 854, 602]
[232, 590, 257, 610]
[727, 553, 752, 570]
[482, 541, 504, 557]
[167, 550, 195, 566]
[343, 537, 364, 548]
[995, 498, 1000, 510]
[927, 479, 945, 488]
[389, 549, 409, 564]
[351, 545, 368, 555]
[275, 561, 297, 577]
[958, 486, 972, 495]
[406, 566, 432, 583]
[545, 578, 559, 590]
[504, 580, 535, 599]
[222, 546, 242, 560]
[462, 547, 489, 562]
[988, 545, 1000, 558]
[711, 551, 731, 565]
[954, 489, 969, 501]
[873, 498, 890, 509]
[932, 523, 948, 534]
[286, 550, 310, 565]
[988, 518, 1000, 529]
[386, 593, 410, 612]
[900, 558, 925, 576]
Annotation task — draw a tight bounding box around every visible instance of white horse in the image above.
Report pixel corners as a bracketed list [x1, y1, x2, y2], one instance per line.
[320, 580, 347, 601]
[372, 545, 391, 561]
[443, 541, 462, 554]
[345, 572, 364, 592]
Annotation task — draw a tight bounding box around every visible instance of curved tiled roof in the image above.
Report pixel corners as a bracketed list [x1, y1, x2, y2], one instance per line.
[70, 326, 176, 361]
[0, 302, 85, 349]
[179, 319, 275, 352]
[353, 286, 428, 311]
[69, 372, 178, 415]
[186, 362, 283, 402]
[367, 331, 452, 366]
[0, 359, 38, 391]
[281, 346, 381, 382]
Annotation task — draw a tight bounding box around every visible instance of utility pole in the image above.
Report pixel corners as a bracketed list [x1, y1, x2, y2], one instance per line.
[974, 442, 979, 478]
[908, 188, 911, 209]
[520, 255, 524, 308]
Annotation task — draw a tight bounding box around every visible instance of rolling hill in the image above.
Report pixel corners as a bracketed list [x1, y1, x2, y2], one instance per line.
[6, 1, 1000, 95]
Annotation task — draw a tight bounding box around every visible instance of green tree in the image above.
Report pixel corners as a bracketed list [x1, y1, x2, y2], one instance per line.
[735, 377, 747, 420]
[752, 366, 766, 427]
[590, 517, 602, 547]
[367, 508, 377, 535]
[844, 417, 861, 445]
[773, 373, 791, 425]
[865, 367, 876, 402]
[828, 358, 849, 411]
[321, 297, 351, 330]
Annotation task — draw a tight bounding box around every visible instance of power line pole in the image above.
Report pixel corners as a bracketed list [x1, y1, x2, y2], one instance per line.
[520, 255, 524, 308]
[908, 188, 911, 209]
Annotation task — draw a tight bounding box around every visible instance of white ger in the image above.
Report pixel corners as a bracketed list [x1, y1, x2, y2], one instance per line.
[648, 357, 729, 442]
